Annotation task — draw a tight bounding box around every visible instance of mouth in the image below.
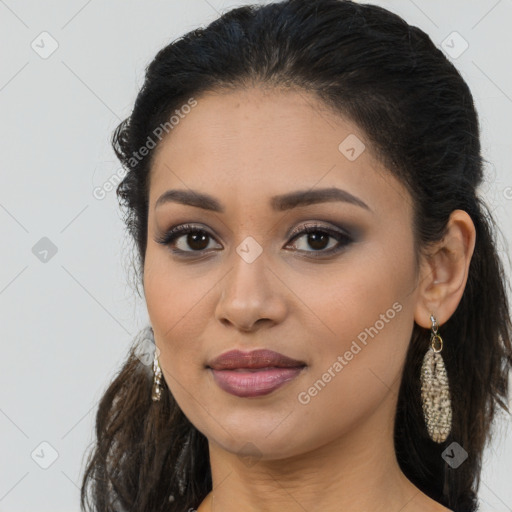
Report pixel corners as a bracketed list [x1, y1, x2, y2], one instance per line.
[206, 349, 307, 397]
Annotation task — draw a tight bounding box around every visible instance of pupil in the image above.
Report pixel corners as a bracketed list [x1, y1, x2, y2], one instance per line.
[184, 231, 330, 251]
[308, 233, 328, 250]
[189, 232, 208, 250]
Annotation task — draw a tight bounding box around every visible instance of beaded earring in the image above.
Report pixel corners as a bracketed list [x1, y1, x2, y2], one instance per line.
[420, 314, 452, 443]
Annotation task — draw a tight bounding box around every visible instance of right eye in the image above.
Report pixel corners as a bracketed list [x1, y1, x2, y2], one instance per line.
[154, 224, 221, 254]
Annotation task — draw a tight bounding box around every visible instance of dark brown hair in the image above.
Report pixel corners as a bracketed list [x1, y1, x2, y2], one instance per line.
[80, 1, 512, 511]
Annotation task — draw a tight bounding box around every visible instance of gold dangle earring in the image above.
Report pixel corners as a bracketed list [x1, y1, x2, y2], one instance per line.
[152, 353, 163, 401]
[151, 328, 163, 402]
[420, 314, 452, 443]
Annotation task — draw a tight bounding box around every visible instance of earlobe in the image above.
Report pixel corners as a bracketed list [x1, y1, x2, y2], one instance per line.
[414, 210, 476, 328]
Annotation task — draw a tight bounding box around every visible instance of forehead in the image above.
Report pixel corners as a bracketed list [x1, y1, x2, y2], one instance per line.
[148, 87, 409, 216]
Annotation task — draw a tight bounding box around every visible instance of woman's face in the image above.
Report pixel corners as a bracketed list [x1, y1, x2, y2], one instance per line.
[144, 87, 420, 460]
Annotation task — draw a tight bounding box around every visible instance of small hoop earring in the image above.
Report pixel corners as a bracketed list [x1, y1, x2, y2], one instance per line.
[420, 314, 452, 443]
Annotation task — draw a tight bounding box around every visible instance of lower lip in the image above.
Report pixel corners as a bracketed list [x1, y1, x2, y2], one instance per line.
[210, 367, 305, 397]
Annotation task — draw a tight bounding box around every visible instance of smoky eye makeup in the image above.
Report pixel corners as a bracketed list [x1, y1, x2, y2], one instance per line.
[153, 218, 362, 259]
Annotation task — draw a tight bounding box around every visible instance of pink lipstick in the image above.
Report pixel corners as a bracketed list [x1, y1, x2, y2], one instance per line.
[207, 349, 306, 397]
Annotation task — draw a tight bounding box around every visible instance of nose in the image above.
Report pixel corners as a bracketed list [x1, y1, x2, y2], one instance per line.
[214, 251, 288, 333]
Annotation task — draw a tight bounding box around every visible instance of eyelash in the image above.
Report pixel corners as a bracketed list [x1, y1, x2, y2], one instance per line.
[154, 222, 354, 258]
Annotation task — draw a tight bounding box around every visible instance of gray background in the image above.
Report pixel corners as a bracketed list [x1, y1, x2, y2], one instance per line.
[0, 1, 511, 510]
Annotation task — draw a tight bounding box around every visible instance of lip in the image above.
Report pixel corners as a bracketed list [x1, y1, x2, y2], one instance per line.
[207, 349, 306, 370]
[207, 349, 307, 398]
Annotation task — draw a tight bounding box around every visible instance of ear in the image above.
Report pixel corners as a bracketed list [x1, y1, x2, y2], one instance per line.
[414, 209, 476, 328]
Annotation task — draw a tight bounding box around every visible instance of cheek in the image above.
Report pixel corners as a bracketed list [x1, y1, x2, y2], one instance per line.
[300, 238, 413, 337]
[144, 249, 210, 338]
[143, 250, 216, 391]
[291, 277, 415, 448]
[296, 238, 416, 392]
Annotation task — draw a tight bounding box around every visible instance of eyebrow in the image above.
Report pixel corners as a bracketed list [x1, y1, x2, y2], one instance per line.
[155, 187, 371, 213]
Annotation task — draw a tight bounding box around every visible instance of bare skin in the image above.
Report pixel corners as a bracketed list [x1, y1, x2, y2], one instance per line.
[143, 87, 475, 512]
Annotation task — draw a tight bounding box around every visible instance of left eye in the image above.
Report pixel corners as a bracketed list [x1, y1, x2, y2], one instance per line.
[155, 223, 353, 257]
[286, 225, 351, 253]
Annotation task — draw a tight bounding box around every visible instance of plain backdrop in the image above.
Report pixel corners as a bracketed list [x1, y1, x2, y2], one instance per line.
[0, 1, 511, 511]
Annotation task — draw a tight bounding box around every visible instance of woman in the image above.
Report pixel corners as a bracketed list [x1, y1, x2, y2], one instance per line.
[80, 1, 512, 511]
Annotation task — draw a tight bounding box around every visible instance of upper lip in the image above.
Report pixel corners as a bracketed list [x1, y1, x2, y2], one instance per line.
[207, 349, 306, 370]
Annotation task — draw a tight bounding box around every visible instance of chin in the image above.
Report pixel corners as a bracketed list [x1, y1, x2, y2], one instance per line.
[203, 411, 311, 459]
